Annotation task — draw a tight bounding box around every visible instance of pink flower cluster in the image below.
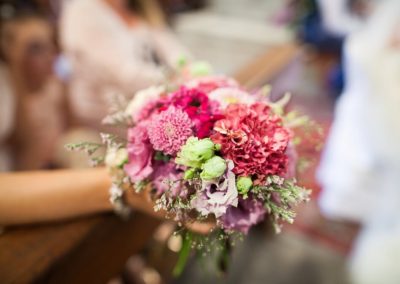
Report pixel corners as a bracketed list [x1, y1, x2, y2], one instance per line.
[124, 121, 153, 182]
[124, 85, 224, 182]
[121, 76, 299, 235]
[166, 87, 223, 138]
[211, 103, 291, 181]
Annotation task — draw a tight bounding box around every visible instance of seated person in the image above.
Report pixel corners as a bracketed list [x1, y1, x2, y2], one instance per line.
[60, 0, 191, 131]
[0, 8, 66, 171]
[318, 1, 400, 283]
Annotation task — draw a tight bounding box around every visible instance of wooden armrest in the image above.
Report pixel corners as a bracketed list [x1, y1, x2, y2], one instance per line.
[234, 43, 300, 88]
[0, 213, 161, 284]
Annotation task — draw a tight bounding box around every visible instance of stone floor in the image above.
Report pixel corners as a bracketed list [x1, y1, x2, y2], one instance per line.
[174, 229, 350, 284]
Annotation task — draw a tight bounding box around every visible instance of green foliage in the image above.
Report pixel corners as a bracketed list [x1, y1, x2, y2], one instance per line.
[154, 151, 171, 162]
[252, 176, 311, 233]
[65, 141, 103, 155]
[65, 141, 105, 166]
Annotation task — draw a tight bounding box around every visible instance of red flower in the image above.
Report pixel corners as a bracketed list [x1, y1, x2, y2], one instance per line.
[169, 87, 223, 138]
[211, 103, 290, 179]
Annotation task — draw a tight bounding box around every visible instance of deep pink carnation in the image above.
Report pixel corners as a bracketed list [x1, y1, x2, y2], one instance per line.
[124, 121, 153, 182]
[211, 103, 290, 180]
[166, 87, 223, 138]
[147, 106, 193, 155]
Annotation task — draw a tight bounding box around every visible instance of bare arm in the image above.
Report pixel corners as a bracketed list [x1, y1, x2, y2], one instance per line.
[0, 168, 169, 225]
[0, 168, 213, 233]
[0, 168, 113, 225]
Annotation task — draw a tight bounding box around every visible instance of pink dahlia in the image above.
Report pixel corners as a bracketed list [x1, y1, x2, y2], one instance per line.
[211, 103, 291, 180]
[147, 106, 193, 155]
[124, 121, 154, 182]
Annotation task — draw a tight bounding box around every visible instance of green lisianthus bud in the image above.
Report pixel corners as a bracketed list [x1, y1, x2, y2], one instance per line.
[184, 168, 196, 180]
[175, 137, 215, 168]
[237, 176, 253, 195]
[200, 156, 227, 180]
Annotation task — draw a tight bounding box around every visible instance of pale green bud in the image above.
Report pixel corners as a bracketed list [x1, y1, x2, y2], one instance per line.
[200, 156, 227, 180]
[237, 176, 253, 195]
[175, 137, 215, 168]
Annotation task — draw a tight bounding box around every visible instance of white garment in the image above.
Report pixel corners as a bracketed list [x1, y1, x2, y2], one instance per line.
[60, 0, 190, 128]
[318, 0, 400, 223]
[317, 0, 365, 36]
[0, 64, 15, 171]
[318, 1, 400, 283]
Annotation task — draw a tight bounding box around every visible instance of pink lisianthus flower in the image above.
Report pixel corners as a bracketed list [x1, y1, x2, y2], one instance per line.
[220, 197, 266, 234]
[151, 162, 185, 197]
[124, 121, 153, 182]
[147, 106, 194, 155]
[211, 103, 291, 179]
[191, 160, 238, 218]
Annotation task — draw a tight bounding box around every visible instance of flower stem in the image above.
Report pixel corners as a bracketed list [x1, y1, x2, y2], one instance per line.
[173, 231, 192, 277]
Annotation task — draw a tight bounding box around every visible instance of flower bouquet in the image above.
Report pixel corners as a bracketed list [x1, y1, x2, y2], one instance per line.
[67, 70, 315, 275]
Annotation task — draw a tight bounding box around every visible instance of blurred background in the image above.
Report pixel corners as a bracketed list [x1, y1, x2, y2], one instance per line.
[1, 0, 400, 283]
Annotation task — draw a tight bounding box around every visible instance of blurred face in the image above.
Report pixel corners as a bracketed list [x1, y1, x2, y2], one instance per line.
[2, 18, 55, 90]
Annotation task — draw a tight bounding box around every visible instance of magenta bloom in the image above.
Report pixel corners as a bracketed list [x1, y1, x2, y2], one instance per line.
[220, 197, 266, 234]
[151, 162, 185, 197]
[167, 87, 223, 138]
[124, 121, 153, 182]
[211, 103, 290, 180]
[148, 106, 193, 155]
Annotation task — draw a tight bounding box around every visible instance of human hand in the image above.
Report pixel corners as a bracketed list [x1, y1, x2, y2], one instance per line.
[125, 185, 215, 235]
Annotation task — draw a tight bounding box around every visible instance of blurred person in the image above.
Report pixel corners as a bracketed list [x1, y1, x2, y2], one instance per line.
[279, 0, 370, 50]
[0, 59, 14, 171]
[317, 0, 373, 96]
[0, 0, 63, 24]
[60, 0, 191, 131]
[0, 168, 158, 225]
[315, 0, 372, 96]
[0, 7, 66, 170]
[281, 0, 372, 95]
[318, 0, 371, 37]
[318, 1, 400, 283]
